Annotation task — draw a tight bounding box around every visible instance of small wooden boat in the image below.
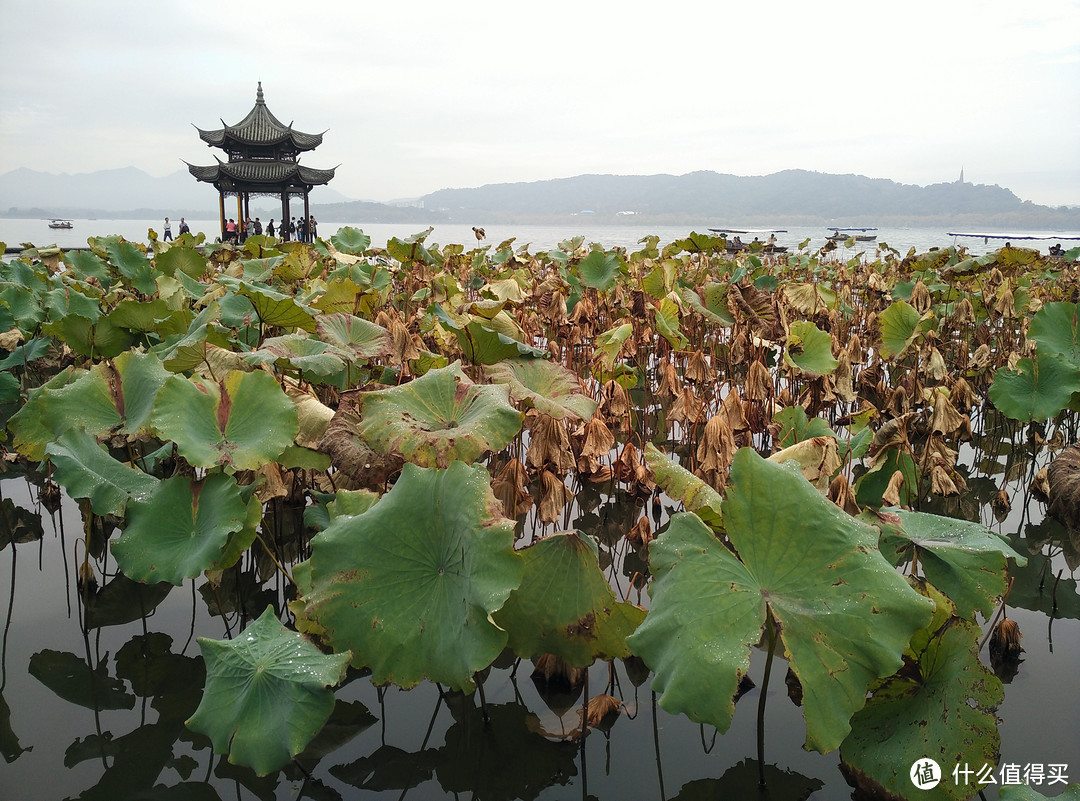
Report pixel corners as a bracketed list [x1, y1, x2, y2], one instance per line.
[48, 219, 74, 230]
[827, 227, 876, 242]
[708, 228, 789, 253]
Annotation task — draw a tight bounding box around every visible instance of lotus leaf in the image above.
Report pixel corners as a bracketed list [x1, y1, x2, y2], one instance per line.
[655, 297, 689, 349]
[989, 352, 1080, 422]
[353, 362, 523, 468]
[576, 248, 623, 292]
[43, 314, 134, 359]
[156, 301, 221, 373]
[999, 786, 1080, 801]
[97, 237, 157, 295]
[111, 472, 251, 585]
[297, 461, 524, 691]
[1029, 301, 1080, 368]
[643, 442, 723, 529]
[41, 284, 102, 322]
[242, 334, 353, 380]
[433, 304, 546, 365]
[219, 277, 317, 332]
[63, 249, 113, 288]
[493, 530, 646, 667]
[330, 226, 371, 255]
[680, 283, 735, 326]
[316, 313, 392, 360]
[628, 448, 934, 753]
[773, 405, 835, 449]
[45, 429, 158, 517]
[594, 323, 634, 371]
[186, 606, 350, 776]
[875, 508, 1026, 619]
[29, 649, 135, 711]
[156, 246, 209, 279]
[0, 337, 51, 371]
[784, 320, 839, 376]
[878, 299, 923, 359]
[151, 369, 299, 470]
[840, 582, 1003, 801]
[106, 298, 189, 337]
[484, 358, 597, 421]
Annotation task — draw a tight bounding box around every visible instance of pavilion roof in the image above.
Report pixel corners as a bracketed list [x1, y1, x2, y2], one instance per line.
[186, 158, 336, 188]
[195, 83, 325, 152]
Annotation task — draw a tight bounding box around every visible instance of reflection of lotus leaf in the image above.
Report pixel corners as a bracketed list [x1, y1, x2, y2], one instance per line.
[298, 461, 523, 692]
[628, 448, 934, 753]
[186, 606, 350, 776]
[354, 362, 523, 468]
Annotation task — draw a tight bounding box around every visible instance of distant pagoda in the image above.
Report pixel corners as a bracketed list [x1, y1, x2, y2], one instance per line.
[187, 82, 335, 241]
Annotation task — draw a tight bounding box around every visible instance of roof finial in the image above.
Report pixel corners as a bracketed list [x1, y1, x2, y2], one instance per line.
[256, 81, 264, 104]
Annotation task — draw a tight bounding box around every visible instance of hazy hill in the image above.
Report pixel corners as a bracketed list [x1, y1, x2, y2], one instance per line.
[0, 167, 353, 218]
[3, 166, 1078, 228]
[420, 170, 1080, 227]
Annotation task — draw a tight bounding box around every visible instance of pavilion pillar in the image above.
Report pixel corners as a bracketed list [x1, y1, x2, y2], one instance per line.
[236, 196, 243, 241]
[218, 192, 226, 241]
[304, 192, 311, 242]
[280, 193, 288, 240]
[284, 194, 292, 241]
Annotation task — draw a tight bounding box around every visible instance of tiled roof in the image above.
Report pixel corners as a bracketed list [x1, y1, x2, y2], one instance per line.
[194, 83, 325, 152]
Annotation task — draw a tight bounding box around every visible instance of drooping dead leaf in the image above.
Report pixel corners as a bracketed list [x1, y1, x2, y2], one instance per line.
[582, 693, 623, 728]
[538, 469, 574, 524]
[492, 458, 534, 519]
[882, 469, 906, 507]
[828, 472, 861, 516]
[579, 417, 615, 459]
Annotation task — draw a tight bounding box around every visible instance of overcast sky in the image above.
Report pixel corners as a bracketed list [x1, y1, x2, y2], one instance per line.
[2, 0, 1078, 206]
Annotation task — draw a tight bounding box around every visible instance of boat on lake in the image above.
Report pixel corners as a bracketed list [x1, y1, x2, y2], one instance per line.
[827, 227, 876, 242]
[48, 219, 74, 229]
[708, 227, 788, 253]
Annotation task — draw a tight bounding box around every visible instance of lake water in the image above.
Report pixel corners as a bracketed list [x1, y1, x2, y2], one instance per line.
[3, 217, 1079, 257]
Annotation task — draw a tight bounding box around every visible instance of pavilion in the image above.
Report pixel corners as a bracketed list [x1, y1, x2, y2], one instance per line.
[187, 82, 336, 241]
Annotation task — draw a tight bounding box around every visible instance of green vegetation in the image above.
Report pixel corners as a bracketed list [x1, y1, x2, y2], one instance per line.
[1, 228, 1078, 799]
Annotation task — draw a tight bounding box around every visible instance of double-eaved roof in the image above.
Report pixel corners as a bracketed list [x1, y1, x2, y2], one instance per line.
[188, 82, 335, 192]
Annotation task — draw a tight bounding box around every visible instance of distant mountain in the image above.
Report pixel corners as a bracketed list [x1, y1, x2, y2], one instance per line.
[0, 167, 354, 218]
[3, 167, 1078, 228]
[420, 170, 1080, 228]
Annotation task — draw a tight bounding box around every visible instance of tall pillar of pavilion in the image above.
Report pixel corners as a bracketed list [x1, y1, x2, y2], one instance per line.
[187, 82, 336, 242]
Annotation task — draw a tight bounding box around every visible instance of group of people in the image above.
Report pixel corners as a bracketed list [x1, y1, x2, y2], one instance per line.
[161, 217, 190, 241]
[220, 215, 318, 244]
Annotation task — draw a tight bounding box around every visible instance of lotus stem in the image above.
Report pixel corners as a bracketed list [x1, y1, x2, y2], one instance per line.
[757, 608, 778, 788]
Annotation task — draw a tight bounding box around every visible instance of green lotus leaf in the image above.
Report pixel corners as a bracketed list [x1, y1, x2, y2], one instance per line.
[29, 649, 136, 711]
[186, 606, 350, 776]
[42, 284, 102, 323]
[311, 278, 364, 315]
[628, 448, 935, 753]
[433, 304, 546, 365]
[0, 337, 51, 370]
[0, 371, 19, 404]
[655, 297, 688, 350]
[878, 299, 923, 359]
[106, 298, 189, 337]
[643, 442, 723, 529]
[840, 582, 1004, 801]
[999, 785, 1080, 801]
[111, 472, 251, 585]
[155, 244, 209, 280]
[42, 313, 134, 359]
[151, 369, 299, 470]
[155, 301, 221, 373]
[45, 429, 158, 517]
[1029, 301, 1080, 369]
[855, 447, 920, 508]
[679, 282, 735, 326]
[484, 357, 597, 421]
[243, 334, 353, 380]
[772, 405, 836, 448]
[330, 227, 372, 255]
[97, 237, 157, 295]
[316, 313, 392, 360]
[784, 320, 839, 376]
[875, 508, 1027, 619]
[493, 530, 645, 666]
[989, 352, 1080, 422]
[0, 284, 45, 334]
[219, 277, 317, 332]
[576, 249, 623, 292]
[297, 461, 523, 691]
[594, 323, 634, 371]
[63, 249, 113, 288]
[354, 362, 523, 468]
